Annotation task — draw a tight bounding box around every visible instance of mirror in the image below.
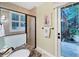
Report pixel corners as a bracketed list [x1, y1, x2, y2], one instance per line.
[0, 8, 26, 51]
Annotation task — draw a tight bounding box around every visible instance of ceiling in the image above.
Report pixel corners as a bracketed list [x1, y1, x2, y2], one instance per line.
[11, 2, 44, 10]
[11, 2, 68, 10]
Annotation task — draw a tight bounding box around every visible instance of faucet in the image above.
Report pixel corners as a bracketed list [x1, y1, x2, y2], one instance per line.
[0, 47, 14, 57]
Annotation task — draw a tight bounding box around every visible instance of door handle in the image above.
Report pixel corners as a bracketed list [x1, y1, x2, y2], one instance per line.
[58, 33, 60, 35]
[58, 36, 60, 39]
[58, 33, 60, 39]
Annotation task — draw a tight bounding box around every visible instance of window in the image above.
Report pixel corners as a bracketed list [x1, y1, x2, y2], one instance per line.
[12, 13, 19, 21]
[21, 15, 25, 21]
[20, 15, 25, 31]
[10, 11, 25, 32]
[12, 22, 19, 29]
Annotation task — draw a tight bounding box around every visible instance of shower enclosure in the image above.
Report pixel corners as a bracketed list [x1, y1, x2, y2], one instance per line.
[0, 7, 36, 50]
[27, 15, 36, 49]
[0, 8, 27, 49]
[61, 3, 79, 57]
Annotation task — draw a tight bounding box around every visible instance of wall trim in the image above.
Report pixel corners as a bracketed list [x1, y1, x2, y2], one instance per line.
[36, 47, 54, 57]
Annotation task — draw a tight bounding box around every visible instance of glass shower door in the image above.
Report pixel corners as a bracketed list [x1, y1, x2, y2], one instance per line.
[27, 16, 36, 48]
[61, 3, 79, 57]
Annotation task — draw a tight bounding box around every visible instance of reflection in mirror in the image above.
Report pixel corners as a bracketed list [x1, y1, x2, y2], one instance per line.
[0, 8, 29, 57]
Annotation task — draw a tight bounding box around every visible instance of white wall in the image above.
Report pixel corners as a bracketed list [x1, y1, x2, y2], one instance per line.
[36, 2, 71, 56]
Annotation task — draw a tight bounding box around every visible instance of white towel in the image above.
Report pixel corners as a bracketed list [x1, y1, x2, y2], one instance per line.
[44, 27, 50, 38]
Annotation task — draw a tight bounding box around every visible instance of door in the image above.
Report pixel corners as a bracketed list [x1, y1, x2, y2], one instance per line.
[27, 16, 36, 48]
[30, 17, 35, 48]
[57, 3, 79, 57]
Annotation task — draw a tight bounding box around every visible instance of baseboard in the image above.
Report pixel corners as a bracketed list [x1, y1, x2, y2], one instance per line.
[36, 47, 54, 57]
